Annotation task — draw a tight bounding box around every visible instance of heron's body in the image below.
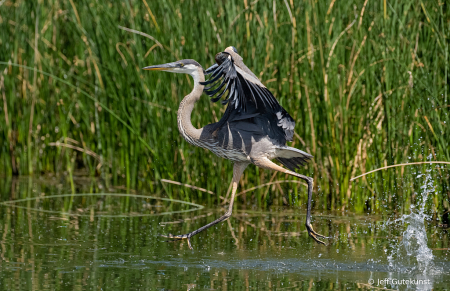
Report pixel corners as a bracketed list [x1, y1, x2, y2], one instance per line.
[198, 122, 312, 165]
[144, 47, 328, 249]
[175, 52, 311, 167]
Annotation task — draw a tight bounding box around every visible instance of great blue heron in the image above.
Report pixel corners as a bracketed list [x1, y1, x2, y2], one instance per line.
[143, 46, 328, 249]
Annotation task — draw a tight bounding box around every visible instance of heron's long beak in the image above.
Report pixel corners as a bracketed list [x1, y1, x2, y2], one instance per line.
[142, 62, 178, 71]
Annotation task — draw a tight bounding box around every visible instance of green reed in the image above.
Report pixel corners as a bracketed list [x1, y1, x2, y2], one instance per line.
[0, 0, 448, 215]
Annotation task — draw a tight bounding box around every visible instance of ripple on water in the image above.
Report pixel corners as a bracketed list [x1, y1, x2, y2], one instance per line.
[0, 193, 204, 217]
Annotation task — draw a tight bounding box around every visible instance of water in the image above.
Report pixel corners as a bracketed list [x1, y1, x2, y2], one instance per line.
[384, 167, 445, 290]
[0, 177, 449, 290]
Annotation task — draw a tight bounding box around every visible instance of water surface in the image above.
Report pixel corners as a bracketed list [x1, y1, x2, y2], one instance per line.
[0, 177, 448, 290]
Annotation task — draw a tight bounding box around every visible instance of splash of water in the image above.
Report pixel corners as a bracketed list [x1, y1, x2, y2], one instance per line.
[388, 204, 434, 274]
[386, 160, 441, 276]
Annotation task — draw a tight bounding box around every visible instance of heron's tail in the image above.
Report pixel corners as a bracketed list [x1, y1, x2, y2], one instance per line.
[275, 146, 313, 171]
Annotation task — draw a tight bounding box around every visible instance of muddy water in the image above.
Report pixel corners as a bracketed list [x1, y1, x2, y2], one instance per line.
[0, 177, 448, 290]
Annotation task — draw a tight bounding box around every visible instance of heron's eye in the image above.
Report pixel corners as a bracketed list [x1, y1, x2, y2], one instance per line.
[180, 63, 184, 67]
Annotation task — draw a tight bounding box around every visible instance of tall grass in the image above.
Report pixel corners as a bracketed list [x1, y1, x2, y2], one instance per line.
[0, 0, 448, 214]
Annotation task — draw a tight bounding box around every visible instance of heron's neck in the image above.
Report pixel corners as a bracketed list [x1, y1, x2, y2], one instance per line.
[177, 67, 205, 142]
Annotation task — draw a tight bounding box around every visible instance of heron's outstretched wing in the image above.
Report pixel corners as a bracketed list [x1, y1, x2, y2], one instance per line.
[201, 52, 295, 144]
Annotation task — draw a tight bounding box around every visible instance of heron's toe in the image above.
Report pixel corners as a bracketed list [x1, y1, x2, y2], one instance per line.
[306, 223, 329, 245]
[160, 233, 188, 240]
[160, 233, 194, 249]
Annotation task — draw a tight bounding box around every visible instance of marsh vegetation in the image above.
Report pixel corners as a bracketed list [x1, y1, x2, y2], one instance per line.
[0, 0, 449, 214]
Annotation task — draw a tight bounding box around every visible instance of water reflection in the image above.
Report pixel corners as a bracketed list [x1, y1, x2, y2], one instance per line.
[0, 177, 448, 290]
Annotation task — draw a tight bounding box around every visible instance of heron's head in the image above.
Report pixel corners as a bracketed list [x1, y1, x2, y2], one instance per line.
[143, 59, 202, 75]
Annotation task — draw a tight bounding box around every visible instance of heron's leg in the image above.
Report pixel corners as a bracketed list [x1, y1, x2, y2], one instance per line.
[161, 162, 248, 249]
[253, 158, 329, 245]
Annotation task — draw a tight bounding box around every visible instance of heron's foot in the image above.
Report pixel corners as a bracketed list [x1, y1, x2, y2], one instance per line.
[160, 233, 194, 249]
[306, 223, 329, 245]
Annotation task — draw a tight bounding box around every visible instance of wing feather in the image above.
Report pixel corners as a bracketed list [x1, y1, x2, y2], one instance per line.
[201, 52, 295, 143]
